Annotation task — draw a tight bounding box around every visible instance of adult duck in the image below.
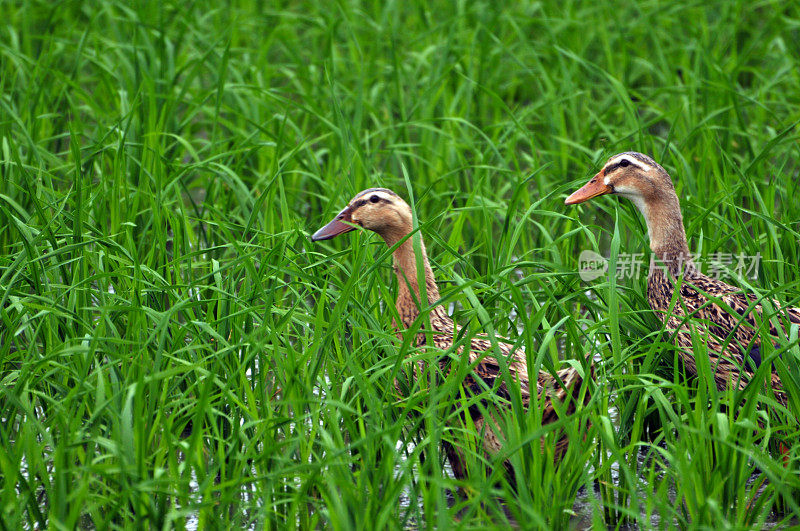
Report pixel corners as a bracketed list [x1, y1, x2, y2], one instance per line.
[313, 187, 591, 480]
[566, 152, 799, 407]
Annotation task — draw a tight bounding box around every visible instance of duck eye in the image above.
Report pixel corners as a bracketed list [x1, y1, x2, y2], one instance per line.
[619, 159, 630, 168]
[369, 195, 380, 203]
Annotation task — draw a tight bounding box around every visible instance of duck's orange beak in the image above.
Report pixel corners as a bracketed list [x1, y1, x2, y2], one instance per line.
[565, 172, 612, 205]
[311, 206, 357, 241]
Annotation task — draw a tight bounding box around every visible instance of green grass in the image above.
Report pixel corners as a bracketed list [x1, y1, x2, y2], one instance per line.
[2, 0, 800, 528]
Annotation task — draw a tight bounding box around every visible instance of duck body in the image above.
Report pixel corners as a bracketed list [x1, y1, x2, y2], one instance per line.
[567, 152, 798, 406]
[313, 188, 590, 480]
[648, 257, 796, 403]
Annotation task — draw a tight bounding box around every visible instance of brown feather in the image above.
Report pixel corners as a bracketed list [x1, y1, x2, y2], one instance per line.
[315, 188, 593, 480]
[570, 152, 798, 407]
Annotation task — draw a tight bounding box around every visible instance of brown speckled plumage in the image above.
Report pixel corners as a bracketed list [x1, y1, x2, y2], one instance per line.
[314, 188, 592, 480]
[567, 152, 799, 406]
[647, 257, 799, 405]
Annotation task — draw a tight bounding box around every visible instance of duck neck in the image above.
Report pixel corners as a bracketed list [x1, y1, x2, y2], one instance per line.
[639, 192, 695, 277]
[382, 230, 450, 332]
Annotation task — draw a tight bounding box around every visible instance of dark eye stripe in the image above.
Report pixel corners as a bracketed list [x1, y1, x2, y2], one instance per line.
[353, 187, 399, 200]
[607, 159, 640, 173]
[350, 196, 391, 210]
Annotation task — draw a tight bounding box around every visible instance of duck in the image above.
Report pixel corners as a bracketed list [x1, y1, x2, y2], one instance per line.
[312, 187, 592, 481]
[565, 152, 799, 407]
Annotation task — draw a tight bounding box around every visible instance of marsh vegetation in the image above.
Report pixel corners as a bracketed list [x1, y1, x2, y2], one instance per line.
[1, 0, 799, 528]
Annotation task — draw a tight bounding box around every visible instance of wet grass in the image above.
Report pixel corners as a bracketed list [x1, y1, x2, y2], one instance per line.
[2, 0, 800, 528]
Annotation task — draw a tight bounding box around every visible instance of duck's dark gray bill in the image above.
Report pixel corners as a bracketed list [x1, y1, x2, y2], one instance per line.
[311, 207, 356, 241]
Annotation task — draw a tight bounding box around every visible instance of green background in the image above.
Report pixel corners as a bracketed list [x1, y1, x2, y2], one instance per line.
[1, 0, 799, 528]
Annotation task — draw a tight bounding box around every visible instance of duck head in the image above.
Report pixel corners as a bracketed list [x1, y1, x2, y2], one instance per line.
[565, 152, 687, 255]
[565, 152, 675, 211]
[311, 188, 414, 247]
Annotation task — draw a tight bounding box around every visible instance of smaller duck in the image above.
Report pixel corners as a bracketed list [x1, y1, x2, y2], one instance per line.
[566, 152, 799, 407]
[313, 188, 591, 480]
